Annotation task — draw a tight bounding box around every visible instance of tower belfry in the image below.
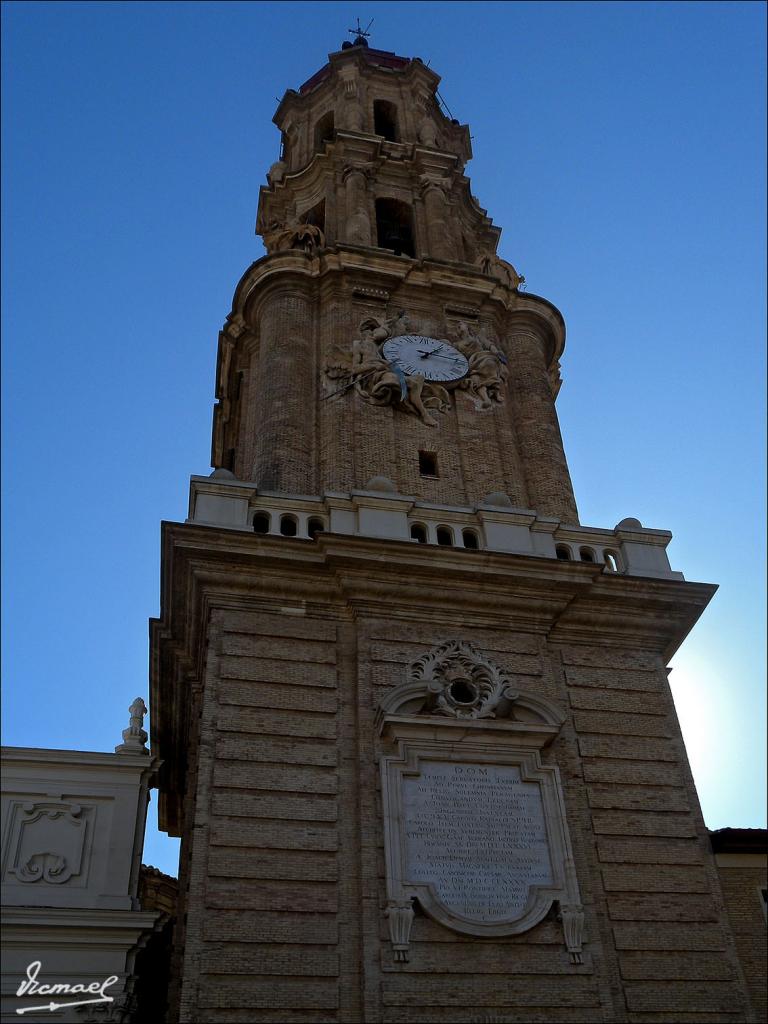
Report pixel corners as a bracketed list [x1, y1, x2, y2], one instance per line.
[151, 39, 755, 1024]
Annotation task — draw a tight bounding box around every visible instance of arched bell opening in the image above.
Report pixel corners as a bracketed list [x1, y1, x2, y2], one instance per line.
[301, 199, 325, 235]
[314, 110, 335, 153]
[374, 100, 399, 141]
[375, 198, 415, 257]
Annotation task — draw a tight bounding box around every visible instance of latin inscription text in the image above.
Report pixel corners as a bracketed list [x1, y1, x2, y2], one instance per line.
[402, 762, 553, 922]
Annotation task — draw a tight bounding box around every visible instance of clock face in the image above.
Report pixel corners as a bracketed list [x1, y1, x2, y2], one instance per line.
[381, 335, 469, 383]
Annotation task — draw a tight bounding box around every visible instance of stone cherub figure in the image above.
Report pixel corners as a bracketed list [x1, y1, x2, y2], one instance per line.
[453, 321, 509, 411]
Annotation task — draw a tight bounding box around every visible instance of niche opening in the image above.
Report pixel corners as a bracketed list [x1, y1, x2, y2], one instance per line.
[376, 198, 415, 257]
[374, 100, 398, 141]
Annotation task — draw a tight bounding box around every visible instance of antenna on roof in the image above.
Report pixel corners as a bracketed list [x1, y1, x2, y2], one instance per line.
[346, 17, 373, 48]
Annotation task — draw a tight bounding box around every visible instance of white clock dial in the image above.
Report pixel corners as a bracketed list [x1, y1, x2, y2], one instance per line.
[381, 334, 469, 383]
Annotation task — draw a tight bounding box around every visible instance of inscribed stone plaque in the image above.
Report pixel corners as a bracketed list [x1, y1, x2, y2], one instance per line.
[402, 760, 553, 923]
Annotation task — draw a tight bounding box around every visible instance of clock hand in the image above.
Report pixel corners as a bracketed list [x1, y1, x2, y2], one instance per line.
[418, 351, 464, 362]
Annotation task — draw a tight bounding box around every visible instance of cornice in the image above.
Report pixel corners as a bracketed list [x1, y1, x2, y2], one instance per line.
[1, 746, 160, 775]
[227, 248, 564, 352]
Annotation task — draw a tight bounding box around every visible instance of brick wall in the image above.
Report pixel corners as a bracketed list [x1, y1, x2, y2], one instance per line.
[169, 585, 753, 1022]
[229, 281, 576, 519]
[716, 858, 767, 1021]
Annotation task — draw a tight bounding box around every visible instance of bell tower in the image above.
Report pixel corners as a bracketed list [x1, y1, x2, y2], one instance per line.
[151, 36, 756, 1024]
[211, 38, 577, 520]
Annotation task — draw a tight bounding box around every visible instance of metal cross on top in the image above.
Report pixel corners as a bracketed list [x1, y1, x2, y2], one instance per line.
[348, 17, 374, 46]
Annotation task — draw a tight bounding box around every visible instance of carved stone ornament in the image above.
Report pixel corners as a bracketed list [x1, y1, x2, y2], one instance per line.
[477, 252, 525, 291]
[6, 802, 91, 885]
[409, 639, 516, 720]
[323, 313, 509, 424]
[449, 320, 509, 411]
[261, 216, 325, 255]
[266, 159, 287, 186]
[378, 641, 585, 965]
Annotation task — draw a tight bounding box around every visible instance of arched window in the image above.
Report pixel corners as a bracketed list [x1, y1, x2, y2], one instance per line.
[253, 512, 270, 535]
[280, 515, 298, 537]
[307, 517, 325, 539]
[314, 111, 335, 152]
[579, 547, 595, 563]
[375, 198, 415, 257]
[410, 523, 427, 544]
[301, 199, 325, 235]
[436, 526, 453, 547]
[374, 100, 398, 141]
[462, 529, 479, 550]
[556, 544, 572, 561]
[603, 550, 620, 572]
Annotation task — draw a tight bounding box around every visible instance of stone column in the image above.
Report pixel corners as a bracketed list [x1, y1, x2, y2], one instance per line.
[506, 327, 579, 523]
[338, 68, 365, 132]
[342, 165, 373, 246]
[420, 178, 454, 261]
[250, 288, 316, 494]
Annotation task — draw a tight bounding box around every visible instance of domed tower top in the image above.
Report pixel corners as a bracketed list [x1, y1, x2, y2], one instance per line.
[256, 34, 501, 263]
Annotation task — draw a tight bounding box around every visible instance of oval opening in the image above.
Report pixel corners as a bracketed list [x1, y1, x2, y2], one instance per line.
[308, 517, 325, 540]
[253, 512, 270, 535]
[410, 523, 427, 544]
[280, 515, 298, 537]
[450, 679, 478, 705]
[604, 550, 619, 572]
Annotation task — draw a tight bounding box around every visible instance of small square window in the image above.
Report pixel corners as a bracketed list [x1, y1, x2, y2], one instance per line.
[419, 451, 438, 477]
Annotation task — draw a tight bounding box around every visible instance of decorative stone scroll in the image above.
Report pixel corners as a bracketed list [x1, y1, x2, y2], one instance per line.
[378, 641, 585, 965]
[5, 802, 92, 886]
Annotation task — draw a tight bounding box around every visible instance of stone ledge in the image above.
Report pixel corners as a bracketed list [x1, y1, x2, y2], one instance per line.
[186, 475, 683, 581]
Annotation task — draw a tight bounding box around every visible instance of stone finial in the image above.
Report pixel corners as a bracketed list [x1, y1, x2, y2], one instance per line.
[115, 697, 149, 754]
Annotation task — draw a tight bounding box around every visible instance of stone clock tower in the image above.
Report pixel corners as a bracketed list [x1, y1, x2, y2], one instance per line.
[151, 36, 757, 1024]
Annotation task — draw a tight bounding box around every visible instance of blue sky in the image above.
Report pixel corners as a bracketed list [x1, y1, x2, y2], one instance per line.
[2, 1, 765, 876]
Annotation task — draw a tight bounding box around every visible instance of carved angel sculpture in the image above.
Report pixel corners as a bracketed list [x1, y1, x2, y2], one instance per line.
[261, 218, 325, 255]
[453, 321, 509, 411]
[477, 253, 525, 291]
